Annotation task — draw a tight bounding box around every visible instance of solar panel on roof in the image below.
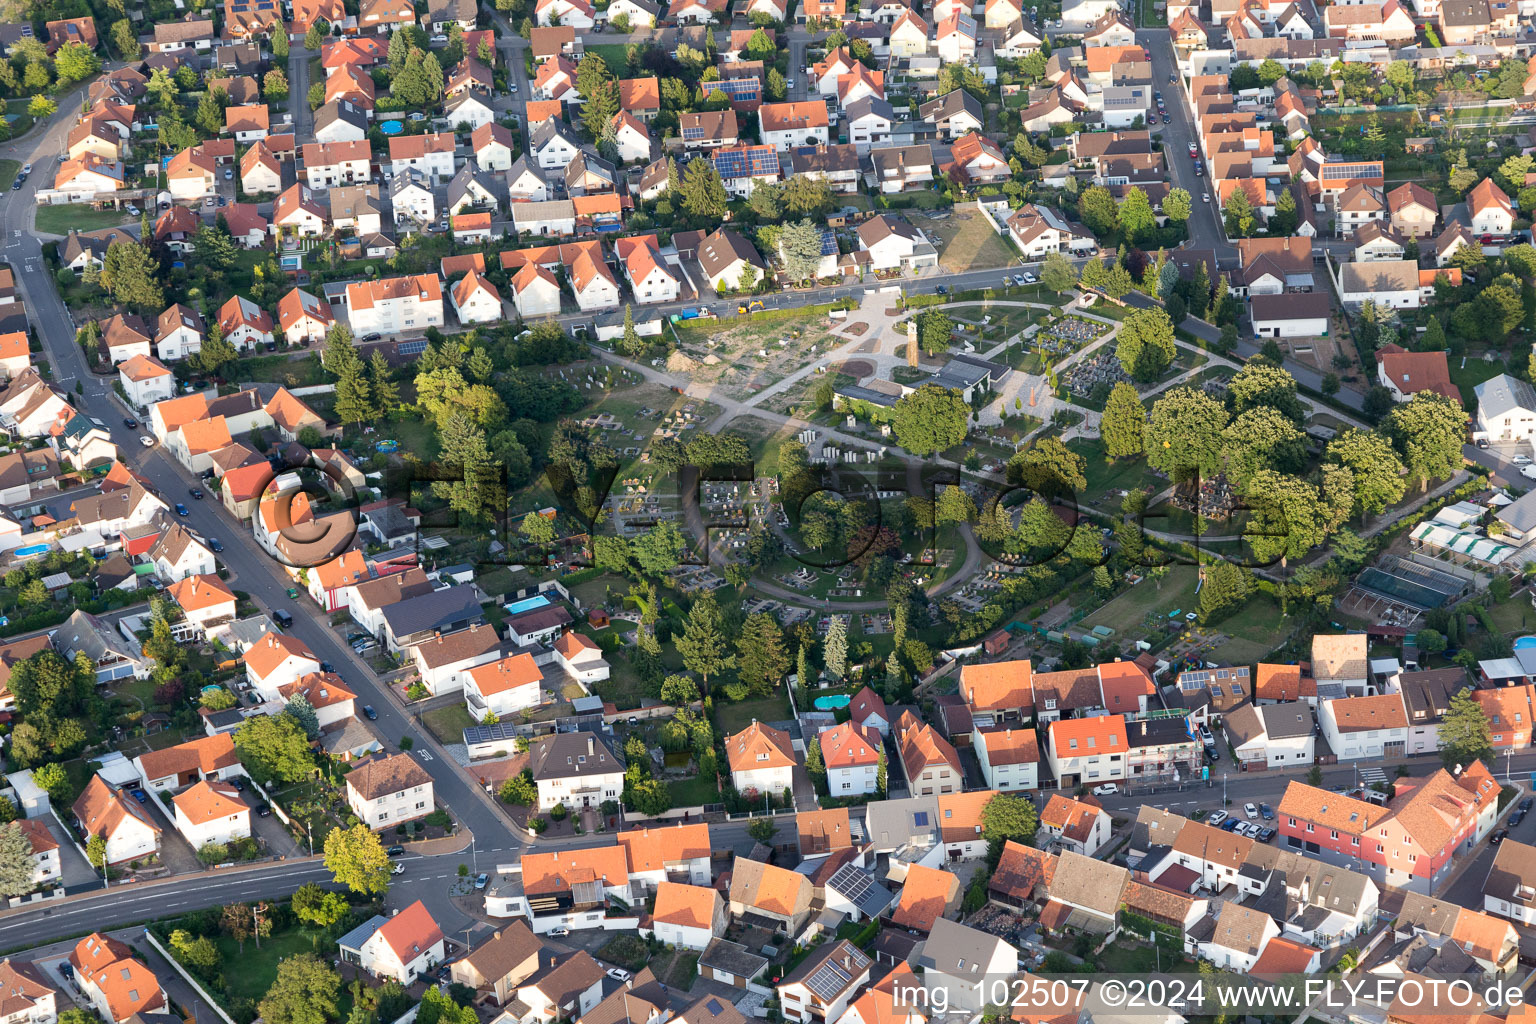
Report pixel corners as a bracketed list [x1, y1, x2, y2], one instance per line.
[398, 339, 429, 356]
[707, 1000, 723, 1015]
[682, 126, 705, 140]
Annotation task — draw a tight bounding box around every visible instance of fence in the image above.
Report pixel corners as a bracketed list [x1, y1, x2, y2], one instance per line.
[143, 928, 237, 1024]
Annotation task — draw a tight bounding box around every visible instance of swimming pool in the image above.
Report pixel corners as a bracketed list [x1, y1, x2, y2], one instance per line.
[1516, 636, 1536, 651]
[813, 695, 851, 710]
[14, 544, 48, 558]
[506, 594, 552, 615]
[380, 120, 404, 135]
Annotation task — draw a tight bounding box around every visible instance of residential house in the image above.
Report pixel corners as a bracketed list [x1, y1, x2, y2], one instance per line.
[727, 859, 813, 936]
[817, 721, 881, 796]
[69, 935, 164, 1024]
[1225, 702, 1316, 768]
[339, 900, 446, 984]
[1039, 794, 1111, 856]
[897, 710, 963, 796]
[777, 942, 871, 1024]
[1044, 715, 1128, 789]
[651, 882, 727, 950]
[346, 753, 434, 829]
[916, 918, 1017, 1013]
[528, 732, 623, 811]
[70, 777, 160, 866]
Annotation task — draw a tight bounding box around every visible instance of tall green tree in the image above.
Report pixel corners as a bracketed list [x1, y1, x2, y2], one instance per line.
[322, 824, 390, 895]
[258, 955, 342, 1024]
[1040, 252, 1076, 294]
[369, 351, 399, 415]
[1325, 429, 1407, 519]
[1118, 187, 1156, 242]
[0, 822, 36, 896]
[890, 383, 968, 456]
[1230, 361, 1304, 424]
[432, 414, 505, 523]
[676, 594, 732, 686]
[1115, 307, 1176, 382]
[1144, 387, 1230, 478]
[1101, 381, 1145, 458]
[680, 160, 729, 220]
[1384, 392, 1468, 490]
[736, 613, 789, 696]
[824, 615, 848, 680]
[234, 714, 315, 785]
[1440, 690, 1493, 769]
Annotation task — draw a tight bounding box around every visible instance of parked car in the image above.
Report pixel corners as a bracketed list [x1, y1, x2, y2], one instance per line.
[387, 845, 405, 856]
[1520, 465, 1536, 480]
[129, 788, 148, 804]
[1260, 803, 1275, 820]
[123, 417, 138, 428]
[363, 705, 378, 720]
[1221, 818, 1242, 832]
[1521, 798, 1532, 813]
[1492, 828, 1510, 845]
[1513, 809, 1528, 827]
[21, 164, 31, 175]
[1206, 810, 1227, 826]
[1022, 272, 1037, 283]
[548, 928, 569, 937]
[1091, 783, 1119, 796]
[189, 487, 203, 499]
[174, 503, 189, 516]
[208, 537, 223, 552]
[392, 862, 405, 875]
[273, 609, 294, 628]
[1244, 802, 1259, 819]
[139, 435, 154, 447]
[1198, 724, 1214, 743]
[224, 169, 234, 180]
[320, 661, 334, 673]
[1259, 826, 1276, 842]
[256, 804, 272, 817]
[606, 969, 631, 982]
[474, 873, 489, 889]
[1513, 455, 1531, 466]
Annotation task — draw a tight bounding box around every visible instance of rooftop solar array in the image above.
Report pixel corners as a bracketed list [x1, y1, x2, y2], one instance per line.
[709, 77, 760, 102]
[712, 146, 778, 179]
[805, 945, 871, 1001]
[398, 338, 430, 356]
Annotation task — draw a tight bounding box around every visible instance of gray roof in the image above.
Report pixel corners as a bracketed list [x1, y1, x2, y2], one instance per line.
[844, 95, 894, 123]
[1259, 701, 1314, 740]
[1476, 372, 1536, 420]
[918, 88, 983, 124]
[698, 938, 768, 981]
[1497, 488, 1536, 532]
[1047, 849, 1129, 916]
[917, 916, 1013, 977]
[315, 99, 367, 134]
[864, 795, 940, 851]
[528, 729, 621, 781]
[379, 584, 484, 638]
[58, 609, 144, 669]
[531, 117, 581, 154]
[337, 914, 389, 953]
[446, 159, 497, 209]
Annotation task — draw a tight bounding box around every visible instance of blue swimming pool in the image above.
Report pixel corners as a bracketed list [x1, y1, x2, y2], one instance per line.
[14, 544, 48, 557]
[813, 695, 851, 710]
[380, 120, 404, 135]
[506, 594, 552, 615]
[1517, 636, 1536, 651]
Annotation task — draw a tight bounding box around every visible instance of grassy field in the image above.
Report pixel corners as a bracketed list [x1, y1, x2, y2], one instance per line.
[1449, 352, 1506, 409]
[35, 204, 132, 235]
[423, 703, 477, 743]
[929, 208, 1016, 273]
[715, 693, 793, 733]
[227, 353, 328, 387]
[667, 773, 721, 806]
[1066, 439, 1161, 505]
[1084, 569, 1199, 635]
[210, 926, 331, 1004]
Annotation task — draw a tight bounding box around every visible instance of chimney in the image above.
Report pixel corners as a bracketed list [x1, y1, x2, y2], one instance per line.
[842, 954, 851, 970]
[1141, 721, 1147, 736]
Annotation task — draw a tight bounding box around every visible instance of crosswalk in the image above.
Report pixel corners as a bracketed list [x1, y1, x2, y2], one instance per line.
[1359, 767, 1388, 787]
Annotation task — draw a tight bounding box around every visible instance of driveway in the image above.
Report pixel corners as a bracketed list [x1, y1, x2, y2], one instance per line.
[45, 818, 103, 889]
[239, 790, 301, 859]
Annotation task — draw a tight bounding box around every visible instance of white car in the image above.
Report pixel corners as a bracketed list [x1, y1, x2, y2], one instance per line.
[1203, 192, 1211, 203]
[606, 969, 632, 982]
[1521, 465, 1536, 480]
[1206, 810, 1227, 826]
[548, 928, 570, 937]
[1023, 272, 1037, 283]
[1244, 802, 1259, 819]
[138, 435, 154, 448]
[392, 862, 404, 875]
[1092, 783, 1119, 796]
[1514, 454, 1532, 465]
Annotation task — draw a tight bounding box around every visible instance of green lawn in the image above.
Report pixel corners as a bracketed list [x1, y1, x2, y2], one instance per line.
[667, 773, 721, 807]
[1449, 353, 1506, 410]
[35, 204, 133, 235]
[224, 353, 328, 387]
[584, 43, 631, 72]
[1067, 438, 1160, 504]
[0, 161, 17, 188]
[423, 703, 477, 743]
[714, 693, 793, 734]
[1083, 569, 1200, 636]
[209, 925, 335, 1004]
[3, 101, 34, 139]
